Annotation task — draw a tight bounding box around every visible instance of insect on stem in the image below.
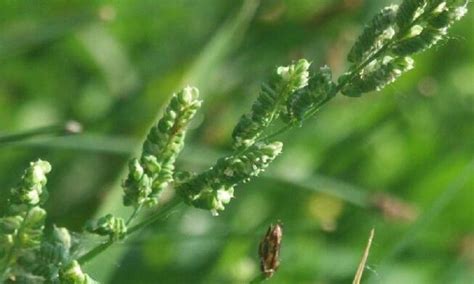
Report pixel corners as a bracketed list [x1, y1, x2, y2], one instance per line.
[258, 222, 283, 280]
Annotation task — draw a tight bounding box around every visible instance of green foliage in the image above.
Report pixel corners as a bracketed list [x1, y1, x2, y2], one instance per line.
[0, 0, 471, 283]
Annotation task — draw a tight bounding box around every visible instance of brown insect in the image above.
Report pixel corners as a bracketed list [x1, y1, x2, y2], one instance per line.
[258, 222, 283, 278]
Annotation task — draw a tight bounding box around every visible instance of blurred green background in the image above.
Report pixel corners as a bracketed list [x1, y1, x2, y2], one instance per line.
[1, 0, 473, 283]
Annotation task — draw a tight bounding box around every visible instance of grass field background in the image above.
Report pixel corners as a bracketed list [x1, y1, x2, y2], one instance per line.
[0, 1, 473, 283]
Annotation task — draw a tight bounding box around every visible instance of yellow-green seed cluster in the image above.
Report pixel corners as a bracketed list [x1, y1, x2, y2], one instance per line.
[9, 160, 51, 208]
[341, 0, 469, 97]
[232, 59, 310, 149]
[85, 214, 127, 241]
[283, 66, 336, 124]
[0, 160, 54, 282]
[177, 142, 283, 215]
[123, 86, 202, 208]
[59, 260, 97, 284]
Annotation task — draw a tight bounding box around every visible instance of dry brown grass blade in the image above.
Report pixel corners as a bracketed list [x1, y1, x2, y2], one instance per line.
[353, 228, 375, 284]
